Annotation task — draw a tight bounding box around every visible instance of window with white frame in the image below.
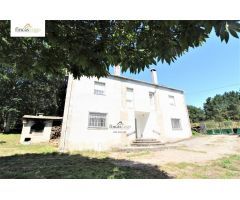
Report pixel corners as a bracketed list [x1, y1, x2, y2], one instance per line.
[94, 81, 106, 95]
[88, 112, 107, 128]
[126, 88, 134, 108]
[149, 92, 155, 106]
[168, 95, 175, 106]
[171, 118, 182, 130]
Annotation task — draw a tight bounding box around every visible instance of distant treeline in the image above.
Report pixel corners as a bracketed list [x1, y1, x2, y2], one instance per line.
[188, 91, 240, 123]
[0, 65, 67, 132]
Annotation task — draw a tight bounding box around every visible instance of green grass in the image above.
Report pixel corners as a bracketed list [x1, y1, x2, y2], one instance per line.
[124, 150, 151, 158]
[162, 155, 240, 178]
[192, 130, 204, 137]
[176, 147, 207, 154]
[2, 133, 240, 179]
[0, 134, 57, 156]
[0, 134, 171, 179]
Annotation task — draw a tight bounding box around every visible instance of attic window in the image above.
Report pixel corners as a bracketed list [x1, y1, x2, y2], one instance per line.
[126, 88, 134, 108]
[94, 81, 106, 95]
[149, 92, 155, 106]
[168, 95, 175, 106]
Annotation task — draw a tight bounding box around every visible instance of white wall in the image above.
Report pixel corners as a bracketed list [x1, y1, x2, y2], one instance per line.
[20, 120, 53, 144]
[59, 75, 192, 151]
[157, 89, 192, 141]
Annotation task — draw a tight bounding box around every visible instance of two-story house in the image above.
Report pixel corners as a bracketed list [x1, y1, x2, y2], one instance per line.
[59, 67, 192, 151]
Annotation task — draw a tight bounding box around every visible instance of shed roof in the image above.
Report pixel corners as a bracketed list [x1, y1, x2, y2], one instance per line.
[22, 115, 63, 120]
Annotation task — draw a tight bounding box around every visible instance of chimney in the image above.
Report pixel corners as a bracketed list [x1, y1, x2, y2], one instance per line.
[150, 68, 158, 85]
[114, 65, 121, 76]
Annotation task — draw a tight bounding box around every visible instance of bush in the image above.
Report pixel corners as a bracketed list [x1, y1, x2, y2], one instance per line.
[192, 130, 202, 136]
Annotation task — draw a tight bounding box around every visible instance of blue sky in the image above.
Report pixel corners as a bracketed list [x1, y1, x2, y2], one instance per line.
[110, 32, 240, 108]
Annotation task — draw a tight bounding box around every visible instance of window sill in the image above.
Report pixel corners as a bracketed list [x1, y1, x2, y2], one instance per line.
[88, 127, 108, 130]
[172, 128, 182, 131]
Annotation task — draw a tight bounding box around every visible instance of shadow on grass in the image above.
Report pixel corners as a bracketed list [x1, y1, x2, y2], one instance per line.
[0, 153, 173, 179]
[0, 141, 6, 144]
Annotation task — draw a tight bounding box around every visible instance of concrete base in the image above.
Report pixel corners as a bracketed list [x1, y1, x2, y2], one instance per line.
[20, 119, 53, 144]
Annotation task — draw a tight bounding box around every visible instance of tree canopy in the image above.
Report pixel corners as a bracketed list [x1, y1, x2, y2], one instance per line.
[0, 65, 66, 132]
[187, 105, 205, 123]
[0, 20, 240, 78]
[188, 91, 240, 123]
[203, 91, 240, 121]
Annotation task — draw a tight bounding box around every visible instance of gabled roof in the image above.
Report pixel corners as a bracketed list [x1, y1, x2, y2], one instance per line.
[108, 75, 184, 94]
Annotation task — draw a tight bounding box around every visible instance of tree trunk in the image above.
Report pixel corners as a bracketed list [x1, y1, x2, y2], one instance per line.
[3, 115, 10, 133]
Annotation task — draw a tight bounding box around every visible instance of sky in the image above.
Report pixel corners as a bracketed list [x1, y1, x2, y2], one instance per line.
[110, 32, 240, 108]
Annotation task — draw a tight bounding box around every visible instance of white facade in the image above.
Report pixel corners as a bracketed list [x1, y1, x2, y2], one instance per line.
[59, 72, 192, 151]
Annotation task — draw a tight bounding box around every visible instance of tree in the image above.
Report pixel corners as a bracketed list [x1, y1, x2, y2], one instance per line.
[0, 65, 66, 132]
[203, 91, 240, 121]
[187, 105, 205, 123]
[0, 20, 239, 78]
[0, 65, 22, 132]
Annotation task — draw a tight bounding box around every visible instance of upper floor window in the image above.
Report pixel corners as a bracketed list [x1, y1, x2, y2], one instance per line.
[88, 112, 107, 128]
[171, 118, 182, 130]
[149, 92, 155, 106]
[168, 95, 175, 106]
[126, 88, 134, 108]
[94, 81, 105, 95]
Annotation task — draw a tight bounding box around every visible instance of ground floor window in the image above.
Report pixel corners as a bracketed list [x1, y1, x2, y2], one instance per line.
[171, 118, 182, 130]
[88, 112, 107, 128]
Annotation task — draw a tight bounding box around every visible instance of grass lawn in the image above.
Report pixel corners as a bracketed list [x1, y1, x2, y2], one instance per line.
[1, 133, 240, 179]
[0, 134, 170, 179]
[0, 134, 57, 156]
[162, 155, 240, 178]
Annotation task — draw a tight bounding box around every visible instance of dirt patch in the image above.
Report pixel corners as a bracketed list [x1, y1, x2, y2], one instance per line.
[110, 135, 240, 166]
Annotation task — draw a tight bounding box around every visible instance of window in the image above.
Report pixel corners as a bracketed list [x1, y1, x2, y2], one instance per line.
[171, 118, 181, 130]
[126, 88, 134, 108]
[149, 92, 155, 106]
[88, 112, 107, 128]
[168, 95, 175, 106]
[94, 81, 105, 95]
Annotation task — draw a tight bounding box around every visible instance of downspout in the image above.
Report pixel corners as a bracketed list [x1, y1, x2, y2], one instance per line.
[59, 74, 74, 152]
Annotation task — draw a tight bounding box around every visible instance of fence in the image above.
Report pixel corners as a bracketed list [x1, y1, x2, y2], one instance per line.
[191, 121, 240, 135]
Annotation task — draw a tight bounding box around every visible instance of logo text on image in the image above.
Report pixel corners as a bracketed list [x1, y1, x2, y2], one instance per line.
[11, 20, 45, 37]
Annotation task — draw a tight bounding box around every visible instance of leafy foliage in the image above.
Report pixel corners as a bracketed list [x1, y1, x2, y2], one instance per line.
[187, 105, 205, 123]
[188, 91, 240, 123]
[203, 91, 240, 121]
[0, 20, 239, 78]
[0, 65, 66, 132]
